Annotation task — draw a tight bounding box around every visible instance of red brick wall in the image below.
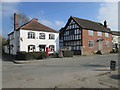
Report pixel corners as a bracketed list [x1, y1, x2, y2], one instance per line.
[82, 29, 112, 53]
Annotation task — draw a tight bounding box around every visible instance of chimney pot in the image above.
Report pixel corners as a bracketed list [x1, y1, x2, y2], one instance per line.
[33, 18, 38, 21]
[104, 20, 107, 28]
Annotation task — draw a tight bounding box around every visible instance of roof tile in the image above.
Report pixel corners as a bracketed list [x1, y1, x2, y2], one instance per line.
[19, 18, 59, 33]
[72, 16, 111, 33]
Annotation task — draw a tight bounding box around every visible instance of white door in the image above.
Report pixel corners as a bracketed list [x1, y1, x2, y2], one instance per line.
[98, 41, 102, 50]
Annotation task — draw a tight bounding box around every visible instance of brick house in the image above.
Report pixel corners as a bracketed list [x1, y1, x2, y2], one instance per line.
[59, 16, 112, 55]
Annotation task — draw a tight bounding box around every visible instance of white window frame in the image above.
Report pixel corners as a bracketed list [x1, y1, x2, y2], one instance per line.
[39, 33, 45, 39]
[105, 33, 109, 37]
[49, 45, 55, 52]
[28, 32, 35, 39]
[88, 40, 94, 48]
[77, 41, 80, 45]
[98, 32, 102, 36]
[28, 45, 35, 52]
[105, 41, 110, 47]
[77, 46, 79, 50]
[77, 29, 79, 34]
[88, 30, 94, 36]
[49, 34, 55, 40]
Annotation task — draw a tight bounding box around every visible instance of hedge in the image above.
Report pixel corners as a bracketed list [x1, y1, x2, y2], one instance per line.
[62, 50, 73, 57]
[16, 51, 47, 60]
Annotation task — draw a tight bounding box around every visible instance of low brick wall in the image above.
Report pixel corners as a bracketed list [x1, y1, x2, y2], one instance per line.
[82, 50, 112, 55]
[82, 51, 94, 56]
[103, 50, 112, 54]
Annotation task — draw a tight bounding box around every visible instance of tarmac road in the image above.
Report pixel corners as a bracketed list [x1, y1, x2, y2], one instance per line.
[2, 53, 119, 88]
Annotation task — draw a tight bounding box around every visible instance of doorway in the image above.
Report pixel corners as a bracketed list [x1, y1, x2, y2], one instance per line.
[28, 45, 35, 52]
[39, 45, 46, 51]
[98, 41, 102, 50]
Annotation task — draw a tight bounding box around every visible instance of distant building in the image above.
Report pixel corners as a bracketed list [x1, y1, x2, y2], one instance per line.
[59, 16, 112, 55]
[4, 13, 59, 55]
[111, 31, 120, 51]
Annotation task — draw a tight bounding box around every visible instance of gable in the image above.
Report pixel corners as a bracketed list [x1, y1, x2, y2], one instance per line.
[65, 18, 80, 30]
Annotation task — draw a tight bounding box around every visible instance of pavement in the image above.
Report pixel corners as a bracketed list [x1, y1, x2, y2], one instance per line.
[2, 53, 119, 88]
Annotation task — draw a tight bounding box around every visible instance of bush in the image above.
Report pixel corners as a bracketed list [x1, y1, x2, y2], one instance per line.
[62, 50, 73, 57]
[34, 52, 47, 59]
[16, 51, 47, 60]
[16, 51, 27, 60]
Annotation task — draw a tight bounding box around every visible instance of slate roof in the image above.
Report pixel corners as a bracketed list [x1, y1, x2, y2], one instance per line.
[71, 16, 111, 33]
[111, 31, 120, 36]
[17, 18, 59, 33]
[8, 31, 14, 36]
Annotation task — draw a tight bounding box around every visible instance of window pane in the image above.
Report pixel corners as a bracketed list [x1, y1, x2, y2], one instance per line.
[28, 32, 35, 39]
[105, 41, 109, 47]
[88, 41, 94, 48]
[49, 45, 55, 51]
[98, 32, 102, 36]
[105, 33, 109, 37]
[49, 34, 55, 39]
[39, 33, 45, 39]
[88, 30, 94, 36]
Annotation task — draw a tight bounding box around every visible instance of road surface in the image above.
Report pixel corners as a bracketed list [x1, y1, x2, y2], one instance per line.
[2, 53, 119, 88]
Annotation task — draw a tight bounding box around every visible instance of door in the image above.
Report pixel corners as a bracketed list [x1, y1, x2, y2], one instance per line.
[98, 41, 102, 50]
[46, 47, 49, 55]
[39, 45, 46, 51]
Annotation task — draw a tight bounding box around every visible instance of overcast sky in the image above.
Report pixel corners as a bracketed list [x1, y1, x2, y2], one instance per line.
[1, 0, 118, 38]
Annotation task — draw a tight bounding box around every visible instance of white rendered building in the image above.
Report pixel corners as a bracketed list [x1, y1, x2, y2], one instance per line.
[111, 31, 120, 50]
[4, 13, 59, 55]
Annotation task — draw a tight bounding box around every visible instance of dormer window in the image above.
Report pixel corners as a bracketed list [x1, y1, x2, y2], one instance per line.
[28, 32, 35, 39]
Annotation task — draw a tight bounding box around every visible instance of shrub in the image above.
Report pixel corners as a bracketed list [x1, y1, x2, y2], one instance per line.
[16, 51, 47, 60]
[62, 50, 73, 57]
[33, 52, 47, 59]
[16, 51, 27, 60]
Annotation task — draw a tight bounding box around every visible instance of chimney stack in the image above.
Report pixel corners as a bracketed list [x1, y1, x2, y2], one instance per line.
[32, 18, 38, 22]
[104, 20, 107, 28]
[14, 13, 19, 30]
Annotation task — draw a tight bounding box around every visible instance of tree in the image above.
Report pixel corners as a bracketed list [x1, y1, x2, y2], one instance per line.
[18, 13, 30, 26]
[0, 35, 7, 46]
[10, 13, 30, 29]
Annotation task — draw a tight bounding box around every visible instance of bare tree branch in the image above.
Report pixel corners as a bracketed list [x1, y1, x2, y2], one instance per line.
[18, 13, 30, 26]
[10, 13, 30, 29]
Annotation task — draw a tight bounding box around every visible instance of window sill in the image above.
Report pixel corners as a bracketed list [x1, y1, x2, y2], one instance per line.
[89, 47, 94, 48]
[27, 38, 35, 39]
[88, 35, 94, 36]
